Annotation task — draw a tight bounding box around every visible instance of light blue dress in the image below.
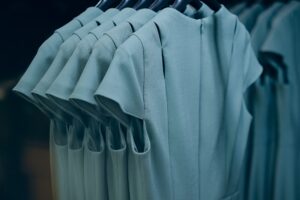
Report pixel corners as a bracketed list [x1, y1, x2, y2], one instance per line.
[31, 8, 118, 123]
[29, 10, 118, 199]
[70, 9, 156, 200]
[13, 7, 102, 114]
[29, 10, 120, 199]
[95, 5, 262, 200]
[70, 9, 156, 121]
[46, 8, 136, 200]
[45, 8, 135, 124]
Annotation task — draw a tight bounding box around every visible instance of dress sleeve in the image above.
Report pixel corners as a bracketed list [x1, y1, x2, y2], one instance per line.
[231, 22, 263, 92]
[260, 19, 291, 64]
[94, 36, 145, 127]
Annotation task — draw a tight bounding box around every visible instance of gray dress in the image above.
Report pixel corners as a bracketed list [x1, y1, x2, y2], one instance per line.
[95, 6, 262, 200]
[261, 2, 300, 199]
[239, 3, 284, 200]
[247, 76, 278, 200]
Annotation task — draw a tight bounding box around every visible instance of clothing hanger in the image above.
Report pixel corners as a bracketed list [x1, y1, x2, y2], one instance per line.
[116, 0, 139, 9]
[172, 0, 221, 12]
[133, 0, 154, 9]
[149, 0, 174, 11]
[96, 0, 120, 11]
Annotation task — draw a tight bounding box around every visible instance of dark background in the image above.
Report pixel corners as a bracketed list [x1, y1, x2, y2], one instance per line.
[0, 1, 235, 199]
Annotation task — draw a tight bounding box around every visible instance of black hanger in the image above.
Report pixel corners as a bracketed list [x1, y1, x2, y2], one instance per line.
[96, 0, 120, 11]
[116, 0, 139, 9]
[133, 0, 154, 9]
[149, 0, 174, 12]
[173, 0, 221, 12]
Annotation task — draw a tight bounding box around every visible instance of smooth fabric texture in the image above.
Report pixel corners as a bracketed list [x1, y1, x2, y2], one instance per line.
[230, 2, 247, 15]
[70, 9, 156, 121]
[106, 122, 129, 200]
[261, 1, 300, 133]
[31, 9, 118, 123]
[70, 6, 212, 121]
[46, 8, 135, 125]
[273, 72, 297, 200]
[84, 121, 107, 200]
[70, 9, 156, 200]
[239, 4, 264, 32]
[12, 7, 103, 200]
[46, 8, 136, 200]
[95, 6, 262, 200]
[67, 118, 85, 200]
[261, 2, 300, 199]
[183, 4, 198, 17]
[246, 77, 278, 200]
[239, 3, 284, 200]
[70, 7, 213, 200]
[12, 7, 102, 112]
[251, 2, 284, 54]
[49, 119, 69, 200]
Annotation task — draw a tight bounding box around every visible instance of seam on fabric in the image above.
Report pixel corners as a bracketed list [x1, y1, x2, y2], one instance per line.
[223, 17, 238, 189]
[104, 33, 119, 50]
[127, 21, 135, 32]
[153, 22, 166, 77]
[75, 18, 84, 27]
[55, 32, 65, 42]
[138, 137, 147, 200]
[131, 36, 148, 200]
[131, 34, 146, 116]
[151, 21, 174, 200]
[89, 32, 99, 40]
[198, 21, 203, 200]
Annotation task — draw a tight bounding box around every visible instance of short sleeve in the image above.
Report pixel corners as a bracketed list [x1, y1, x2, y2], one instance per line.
[261, 19, 291, 58]
[13, 33, 63, 105]
[94, 36, 144, 127]
[231, 22, 263, 92]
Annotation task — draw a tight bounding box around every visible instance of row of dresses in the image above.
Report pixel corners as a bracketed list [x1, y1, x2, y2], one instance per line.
[13, 3, 262, 200]
[231, 1, 300, 200]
